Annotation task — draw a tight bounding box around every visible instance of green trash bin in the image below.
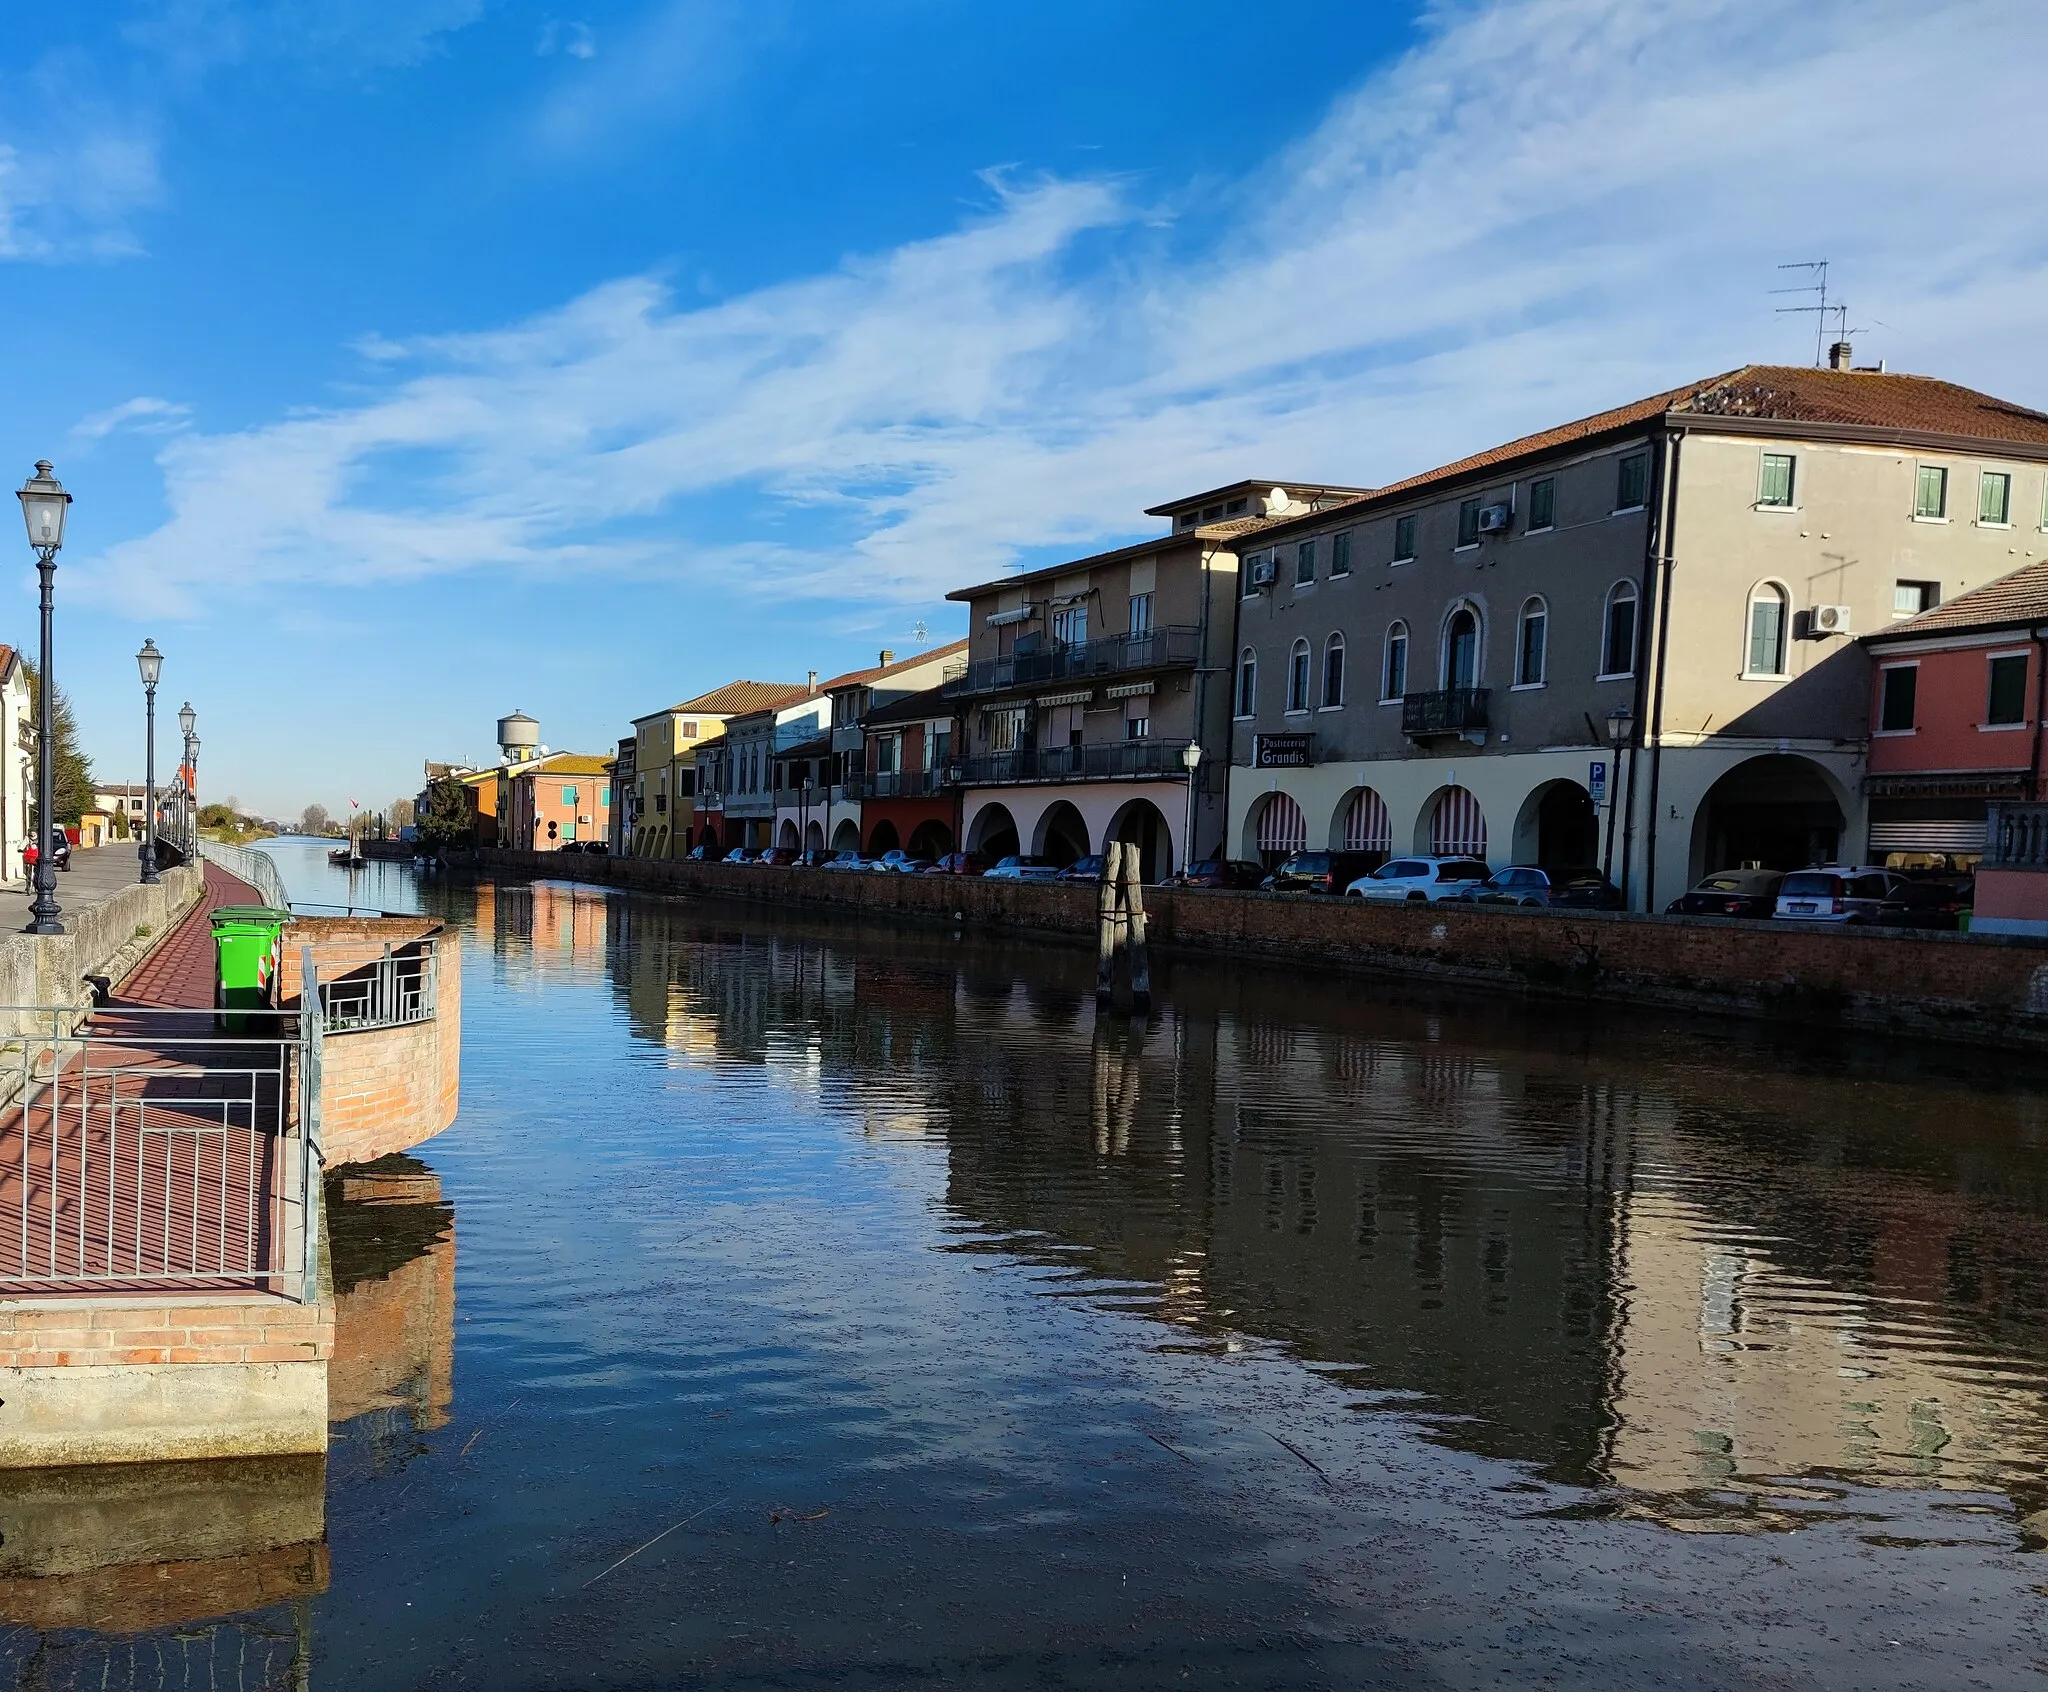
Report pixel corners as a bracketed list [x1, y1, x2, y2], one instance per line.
[212, 906, 292, 1033]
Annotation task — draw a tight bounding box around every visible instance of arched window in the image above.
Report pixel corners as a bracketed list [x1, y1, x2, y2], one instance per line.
[1287, 639, 1312, 713]
[1443, 603, 1481, 690]
[1516, 597, 1548, 687]
[1321, 633, 1346, 708]
[1382, 622, 1409, 701]
[1747, 582, 1790, 676]
[1235, 648, 1257, 717]
[1601, 582, 1639, 679]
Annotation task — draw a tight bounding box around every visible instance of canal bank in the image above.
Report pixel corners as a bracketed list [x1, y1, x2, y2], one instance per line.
[476, 848, 2048, 1052]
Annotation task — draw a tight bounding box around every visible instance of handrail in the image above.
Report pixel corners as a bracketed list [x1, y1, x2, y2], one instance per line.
[198, 837, 291, 909]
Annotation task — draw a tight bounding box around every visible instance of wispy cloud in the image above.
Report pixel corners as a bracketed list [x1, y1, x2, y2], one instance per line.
[0, 55, 160, 260]
[529, 0, 777, 153]
[537, 19, 597, 60]
[125, 0, 490, 76]
[83, 0, 2048, 619]
[72, 396, 192, 442]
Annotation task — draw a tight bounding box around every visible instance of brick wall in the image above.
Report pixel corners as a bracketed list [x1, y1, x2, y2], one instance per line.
[482, 849, 2048, 1051]
[0, 1294, 331, 1371]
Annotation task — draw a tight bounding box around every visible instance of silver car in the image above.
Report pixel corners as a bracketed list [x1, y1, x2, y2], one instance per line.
[1346, 856, 1491, 902]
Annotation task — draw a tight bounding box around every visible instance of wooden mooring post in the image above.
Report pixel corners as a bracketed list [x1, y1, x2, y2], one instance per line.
[1094, 842, 1151, 1011]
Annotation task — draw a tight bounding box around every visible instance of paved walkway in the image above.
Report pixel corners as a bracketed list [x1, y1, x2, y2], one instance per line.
[0, 844, 164, 934]
[115, 862, 262, 1013]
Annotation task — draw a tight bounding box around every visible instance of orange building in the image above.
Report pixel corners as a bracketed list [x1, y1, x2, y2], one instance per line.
[503, 753, 613, 850]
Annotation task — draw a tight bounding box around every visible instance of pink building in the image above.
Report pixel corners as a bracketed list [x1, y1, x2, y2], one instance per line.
[503, 753, 613, 851]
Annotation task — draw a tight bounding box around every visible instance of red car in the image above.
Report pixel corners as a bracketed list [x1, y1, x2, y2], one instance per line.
[1169, 858, 1268, 890]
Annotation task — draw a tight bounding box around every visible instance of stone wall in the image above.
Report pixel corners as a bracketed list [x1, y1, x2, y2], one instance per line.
[482, 848, 2048, 1051]
[0, 863, 204, 1041]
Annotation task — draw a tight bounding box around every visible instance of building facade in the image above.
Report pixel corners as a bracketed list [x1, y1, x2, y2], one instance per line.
[698, 687, 828, 852]
[948, 482, 1363, 879]
[0, 647, 30, 883]
[1224, 357, 2048, 909]
[503, 753, 613, 851]
[628, 680, 808, 860]
[855, 684, 965, 860]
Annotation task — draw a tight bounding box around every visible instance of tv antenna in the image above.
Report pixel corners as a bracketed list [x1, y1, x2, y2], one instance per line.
[1772, 260, 1857, 366]
[911, 619, 929, 647]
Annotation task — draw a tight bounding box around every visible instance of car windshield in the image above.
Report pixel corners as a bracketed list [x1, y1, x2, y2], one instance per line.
[1284, 854, 1331, 873]
[1438, 862, 1488, 881]
[1780, 872, 1841, 897]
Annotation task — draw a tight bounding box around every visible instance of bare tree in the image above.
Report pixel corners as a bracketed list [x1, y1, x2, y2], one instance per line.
[300, 803, 331, 837]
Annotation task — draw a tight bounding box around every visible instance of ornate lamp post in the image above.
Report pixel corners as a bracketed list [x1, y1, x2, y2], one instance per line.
[1603, 704, 1635, 893]
[178, 702, 197, 853]
[17, 463, 70, 934]
[136, 639, 164, 884]
[1179, 741, 1203, 877]
[186, 734, 202, 854]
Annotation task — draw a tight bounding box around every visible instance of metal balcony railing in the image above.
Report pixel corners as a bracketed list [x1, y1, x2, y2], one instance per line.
[1401, 687, 1490, 739]
[943, 626, 1202, 698]
[1987, 802, 2048, 869]
[957, 739, 1195, 786]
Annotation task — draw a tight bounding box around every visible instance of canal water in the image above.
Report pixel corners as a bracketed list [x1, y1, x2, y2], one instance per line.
[5, 839, 2047, 1687]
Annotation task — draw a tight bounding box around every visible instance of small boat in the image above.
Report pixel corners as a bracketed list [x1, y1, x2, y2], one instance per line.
[329, 845, 365, 867]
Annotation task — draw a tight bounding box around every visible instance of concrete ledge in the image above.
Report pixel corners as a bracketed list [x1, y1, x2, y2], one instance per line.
[0, 1360, 328, 1467]
[479, 848, 2048, 1053]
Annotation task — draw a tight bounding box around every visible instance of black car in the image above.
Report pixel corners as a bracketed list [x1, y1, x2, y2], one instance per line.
[1869, 875, 1973, 931]
[1261, 851, 1384, 895]
[1458, 865, 1624, 910]
[1665, 868, 1785, 918]
[1057, 854, 1108, 883]
[1170, 858, 1269, 890]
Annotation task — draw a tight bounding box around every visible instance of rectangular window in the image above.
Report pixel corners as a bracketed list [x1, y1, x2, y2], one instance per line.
[1980, 470, 2013, 526]
[988, 707, 1024, 753]
[1527, 477, 1555, 531]
[1988, 653, 2029, 725]
[1383, 631, 1408, 701]
[1615, 453, 1648, 511]
[1603, 594, 1637, 677]
[1242, 553, 1263, 597]
[1456, 499, 1481, 547]
[1296, 539, 1316, 585]
[561, 785, 578, 805]
[1287, 646, 1311, 713]
[1914, 464, 1948, 518]
[1052, 606, 1087, 646]
[1517, 610, 1547, 686]
[1124, 715, 1149, 740]
[1128, 592, 1153, 637]
[1757, 453, 1795, 508]
[682, 720, 698, 739]
[1747, 592, 1787, 676]
[1879, 665, 1918, 733]
[1322, 641, 1345, 708]
[1893, 580, 1939, 618]
[1331, 531, 1351, 575]
[1392, 514, 1416, 561]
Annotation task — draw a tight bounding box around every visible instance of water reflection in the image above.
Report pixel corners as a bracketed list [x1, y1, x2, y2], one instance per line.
[564, 876, 2048, 1524]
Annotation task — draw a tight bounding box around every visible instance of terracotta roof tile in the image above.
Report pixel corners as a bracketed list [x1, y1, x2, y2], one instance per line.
[820, 638, 969, 693]
[1869, 558, 2048, 640]
[519, 752, 614, 777]
[665, 680, 813, 716]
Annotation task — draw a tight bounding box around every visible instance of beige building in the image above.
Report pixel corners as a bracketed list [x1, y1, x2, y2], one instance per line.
[948, 480, 1365, 878]
[1225, 353, 2048, 907]
[627, 681, 807, 859]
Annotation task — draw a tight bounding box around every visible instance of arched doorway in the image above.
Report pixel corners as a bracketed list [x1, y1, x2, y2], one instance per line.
[1110, 798, 1173, 882]
[1513, 780, 1597, 868]
[1334, 787, 1391, 867]
[778, 818, 799, 849]
[1428, 788, 1487, 859]
[831, 818, 862, 855]
[867, 818, 901, 856]
[1036, 801, 1090, 867]
[805, 819, 825, 852]
[1690, 755, 1846, 879]
[908, 819, 954, 860]
[968, 803, 1020, 860]
[1250, 792, 1307, 867]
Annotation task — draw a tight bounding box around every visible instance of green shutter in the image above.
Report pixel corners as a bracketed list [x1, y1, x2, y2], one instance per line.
[1915, 465, 1947, 518]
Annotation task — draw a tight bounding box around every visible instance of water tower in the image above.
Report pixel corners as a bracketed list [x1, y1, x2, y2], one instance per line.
[497, 710, 540, 765]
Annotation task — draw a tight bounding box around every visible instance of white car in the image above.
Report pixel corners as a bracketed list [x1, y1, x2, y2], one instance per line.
[983, 855, 1063, 882]
[1772, 866, 1909, 923]
[1346, 856, 1491, 902]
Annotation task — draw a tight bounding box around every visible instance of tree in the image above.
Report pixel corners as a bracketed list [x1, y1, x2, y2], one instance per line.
[390, 797, 416, 830]
[300, 802, 331, 837]
[17, 659, 94, 826]
[416, 776, 475, 855]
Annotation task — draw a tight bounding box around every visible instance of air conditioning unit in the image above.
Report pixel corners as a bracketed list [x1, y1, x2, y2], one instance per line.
[1477, 503, 1513, 535]
[1248, 556, 1277, 588]
[1810, 604, 1853, 637]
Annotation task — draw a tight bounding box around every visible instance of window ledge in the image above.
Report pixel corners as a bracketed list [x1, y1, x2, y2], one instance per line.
[1979, 721, 2031, 732]
[1378, 697, 1403, 707]
[1282, 709, 1311, 718]
[1453, 543, 1479, 554]
[1595, 671, 1635, 683]
[1753, 503, 1800, 513]
[1330, 569, 1352, 580]
[1912, 514, 1951, 525]
[1612, 504, 1647, 516]
[1524, 524, 1555, 536]
[1509, 681, 1547, 692]
[1977, 521, 2013, 531]
[1316, 704, 1346, 713]
[1871, 727, 1917, 738]
[1739, 670, 1790, 683]
[1391, 556, 1416, 567]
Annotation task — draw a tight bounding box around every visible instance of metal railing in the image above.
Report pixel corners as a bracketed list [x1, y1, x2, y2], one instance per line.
[0, 1002, 323, 1302]
[958, 739, 1195, 786]
[315, 939, 438, 1032]
[943, 626, 1202, 698]
[1401, 687, 1490, 738]
[1986, 802, 2048, 869]
[199, 837, 291, 909]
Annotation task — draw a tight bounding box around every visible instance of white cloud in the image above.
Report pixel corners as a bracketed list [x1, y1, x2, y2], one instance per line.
[72, 396, 192, 442]
[125, 0, 489, 75]
[537, 19, 597, 60]
[83, 0, 2048, 620]
[0, 58, 160, 261]
[530, 0, 771, 153]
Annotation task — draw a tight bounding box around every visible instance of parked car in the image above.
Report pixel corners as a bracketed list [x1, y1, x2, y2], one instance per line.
[1263, 850, 1385, 895]
[581, 840, 609, 857]
[1772, 866, 1910, 923]
[722, 847, 760, 866]
[983, 855, 1062, 882]
[23, 838, 70, 872]
[686, 844, 721, 861]
[757, 846, 801, 868]
[1868, 874, 1973, 931]
[1168, 858, 1270, 891]
[794, 848, 839, 869]
[818, 850, 871, 872]
[556, 840, 585, 852]
[873, 849, 934, 874]
[1665, 869, 1785, 918]
[1455, 866, 1624, 909]
[922, 852, 990, 877]
[1057, 854, 1108, 883]
[1346, 856, 1490, 901]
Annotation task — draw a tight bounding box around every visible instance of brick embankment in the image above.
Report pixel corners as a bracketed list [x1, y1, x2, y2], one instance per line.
[478, 848, 2048, 1053]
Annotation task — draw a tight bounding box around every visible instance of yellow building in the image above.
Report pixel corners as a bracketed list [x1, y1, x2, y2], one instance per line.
[627, 680, 808, 859]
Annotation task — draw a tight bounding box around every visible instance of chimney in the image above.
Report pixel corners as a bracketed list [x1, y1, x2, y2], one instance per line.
[807, 669, 818, 693]
[1828, 340, 1853, 371]
[879, 649, 894, 666]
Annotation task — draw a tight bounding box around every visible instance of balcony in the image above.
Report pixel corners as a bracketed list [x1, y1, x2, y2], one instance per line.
[958, 739, 1195, 787]
[1987, 803, 2048, 869]
[1401, 687, 1490, 741]
[944, 626, 1202, 699]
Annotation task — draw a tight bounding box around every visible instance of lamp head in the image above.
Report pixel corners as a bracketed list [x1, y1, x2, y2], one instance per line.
[136, 638, 164, 689]
[17, 461, 70, 553]
[1605, 705, 1635, 747]
[177, 701, 196, 738]
[1180, 742, 1203, 771]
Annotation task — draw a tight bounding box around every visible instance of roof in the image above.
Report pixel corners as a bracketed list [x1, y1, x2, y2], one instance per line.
[863, 684, 955, 729]
[1142, 479, 1374, 518]
[820, 638, 969, 693]
[776, 732, 834, 761]
[946, 532, 1196, 605]
[1246, 363, 2048, 543]
[643, 680, 813, 720]
[512, 752, 613, 778]
[1868, 558, 2048, 642]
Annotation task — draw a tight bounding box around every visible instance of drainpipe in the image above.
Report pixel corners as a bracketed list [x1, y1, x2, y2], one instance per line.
[1191, 538, 1216, 866]
[1642, 431, 1682, 912]
[2030, 626, 2048, 802]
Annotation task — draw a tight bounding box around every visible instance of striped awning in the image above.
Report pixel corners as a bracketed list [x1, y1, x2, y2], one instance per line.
[1105, 681, 1155, 700]
[1256, 792, 1307, 853]
[1343, 788, 1391, 853]
[1431, 788, 1487, 858]
[1037, 690, 1093, 707]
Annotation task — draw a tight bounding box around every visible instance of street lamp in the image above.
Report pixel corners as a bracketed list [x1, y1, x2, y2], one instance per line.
[186, 732, 201, 853]
[178, 703, 197, 852]
[17, 462, 70, 935]
[1602, 705, 1635, 891]
[1179, 742, 1203, 875]
[136, 639, 163, 884]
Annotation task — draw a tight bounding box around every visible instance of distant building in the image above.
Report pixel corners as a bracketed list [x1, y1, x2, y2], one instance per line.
[503, 752, 614, 852]
[628, 681, 809, 860]
[697, 684, 829, 853]
[92, 783, 152, 843]
[0, 646, 29, 882]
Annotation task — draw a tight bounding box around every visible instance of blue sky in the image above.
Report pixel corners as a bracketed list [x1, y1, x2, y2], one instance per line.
[4, 0, 2045, 818]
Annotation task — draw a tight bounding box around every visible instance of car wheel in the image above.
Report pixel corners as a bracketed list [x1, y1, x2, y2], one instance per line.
[1407, 891, 1427, 902]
